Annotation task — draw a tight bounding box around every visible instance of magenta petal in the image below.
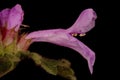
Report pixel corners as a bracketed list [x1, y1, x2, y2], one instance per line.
[26, 29, 95, 74]
[7, 4, 24, 31]
[0, 8, 10, 27]
[67, 9, 97, 34]
[0, 4, 24, 31]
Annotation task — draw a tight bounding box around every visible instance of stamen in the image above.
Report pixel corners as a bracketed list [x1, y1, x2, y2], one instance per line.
[79, 33, 86, 37]
[72, 33, 78, 36]
[21, 24, 29, 27]
[71, 33, 86, 37]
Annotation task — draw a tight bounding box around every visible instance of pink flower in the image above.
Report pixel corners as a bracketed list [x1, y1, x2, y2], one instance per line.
[26, 9, 97, 74]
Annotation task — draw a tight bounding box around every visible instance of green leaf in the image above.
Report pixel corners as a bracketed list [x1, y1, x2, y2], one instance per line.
[0, 43, 4, 55]
[0, 57, 12, 77]
[28, 52, 42, 65]
[28, 52, 77, 80]
[0, 54, 20, 78]
[29, 52, 58, 75]
[57, 66, 76, 80]
[57, 59, 77, 80]
[41, 57, 58, 75]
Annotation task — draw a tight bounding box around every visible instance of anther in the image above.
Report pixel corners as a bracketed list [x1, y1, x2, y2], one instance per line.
[79, 33, 86, 37]
[72, 33, 78, 36]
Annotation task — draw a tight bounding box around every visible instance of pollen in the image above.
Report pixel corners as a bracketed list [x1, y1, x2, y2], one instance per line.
[72, 33, 78, 36]
[71, 33, 86, 37]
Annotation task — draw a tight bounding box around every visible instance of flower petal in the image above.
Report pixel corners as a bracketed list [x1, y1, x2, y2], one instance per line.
[26, 29, 95, 74]
[0, 8, 10, 27]
[67, 8, 97, 34]
[0, 4, 24, 31]
[7, 4, 24, 31]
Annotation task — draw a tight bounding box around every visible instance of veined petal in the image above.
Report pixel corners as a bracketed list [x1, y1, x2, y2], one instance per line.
[26, 29, 95, 74]
[67, 8, 97, 34]
[8, 4, 24, 31]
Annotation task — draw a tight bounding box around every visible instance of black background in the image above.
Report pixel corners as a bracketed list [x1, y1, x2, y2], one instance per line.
[0, 0, 111, 80]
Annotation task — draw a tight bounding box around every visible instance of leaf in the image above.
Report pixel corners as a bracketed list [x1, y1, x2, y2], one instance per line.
[0, 44, 4, 55]
[29, 52, 77, 80]
[57, 66, 76, 80]
[57, 59, 77, 80]
[0, 57, 14, 78]
[28, 52, 42, 65]
[0, 54, 20, 78]
[41, 57, 58, 75]
[29, 52, 58, 75]
[0, 57, 11, 77]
